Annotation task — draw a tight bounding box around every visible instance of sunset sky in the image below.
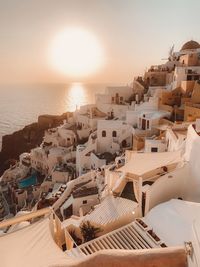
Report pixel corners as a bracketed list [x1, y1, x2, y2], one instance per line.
[0, 0, 200, 84]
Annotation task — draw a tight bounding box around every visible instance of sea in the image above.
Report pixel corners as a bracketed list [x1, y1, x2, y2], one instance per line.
[0, 83, 109, 150]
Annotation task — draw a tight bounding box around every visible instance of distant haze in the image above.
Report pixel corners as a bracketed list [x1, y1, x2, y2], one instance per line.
[0, 0, 200, 84]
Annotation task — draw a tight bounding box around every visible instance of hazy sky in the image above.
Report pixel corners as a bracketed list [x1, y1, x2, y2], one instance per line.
[0, 0, 200, 84]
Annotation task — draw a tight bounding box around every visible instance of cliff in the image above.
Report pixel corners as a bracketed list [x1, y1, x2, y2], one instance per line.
[0, 112, 71, 175]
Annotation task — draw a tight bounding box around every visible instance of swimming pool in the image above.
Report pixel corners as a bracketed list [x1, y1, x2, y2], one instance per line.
[18, 173, 37, 188]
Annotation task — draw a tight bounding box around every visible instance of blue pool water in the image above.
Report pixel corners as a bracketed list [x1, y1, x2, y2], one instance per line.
[18, 173, 37, 188]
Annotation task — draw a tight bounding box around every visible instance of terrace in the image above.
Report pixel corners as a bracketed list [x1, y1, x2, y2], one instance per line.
[67, 219, 164, 257]
[0, 207, 188, 267]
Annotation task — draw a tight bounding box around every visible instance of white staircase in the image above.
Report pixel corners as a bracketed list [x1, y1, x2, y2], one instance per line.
[66, 220, 164, 257]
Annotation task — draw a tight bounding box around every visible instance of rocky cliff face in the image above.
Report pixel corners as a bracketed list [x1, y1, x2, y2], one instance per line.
[0, 112, 70, 175]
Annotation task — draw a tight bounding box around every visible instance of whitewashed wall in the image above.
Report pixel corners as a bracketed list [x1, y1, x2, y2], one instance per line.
[145, 165, 190, 215]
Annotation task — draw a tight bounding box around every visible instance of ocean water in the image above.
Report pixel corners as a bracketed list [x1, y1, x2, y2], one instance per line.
[0, 83, 106, 150]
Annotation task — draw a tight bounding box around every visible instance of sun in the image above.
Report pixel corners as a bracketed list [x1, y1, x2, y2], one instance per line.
[49, 27, 104, 77]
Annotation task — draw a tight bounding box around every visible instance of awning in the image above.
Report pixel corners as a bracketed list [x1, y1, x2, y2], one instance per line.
[83, 196, 138, 226]
[119, 150, 182, 177]
[0, 218, 71, 267]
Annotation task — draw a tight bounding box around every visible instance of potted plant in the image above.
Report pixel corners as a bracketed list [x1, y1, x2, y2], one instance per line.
[80, 221, 101, 243]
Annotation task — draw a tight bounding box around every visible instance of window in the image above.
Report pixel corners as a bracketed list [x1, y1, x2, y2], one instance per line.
[83, 200, 87, 204]
[187, 75, 192, 81]
[112, 131, 117, 137]
[102, 130, 106, 137]
[147, 120, 150, 129]
[151, 147, 158, 152]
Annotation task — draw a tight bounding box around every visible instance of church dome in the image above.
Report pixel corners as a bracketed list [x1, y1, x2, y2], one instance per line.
[181, 40, 200, 51]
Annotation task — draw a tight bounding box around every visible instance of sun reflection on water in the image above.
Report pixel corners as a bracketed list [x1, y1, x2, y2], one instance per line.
[65, 83, 87, 111]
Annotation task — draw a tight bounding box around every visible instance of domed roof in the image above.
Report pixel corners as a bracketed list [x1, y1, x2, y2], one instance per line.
[181, 40, 200, 51]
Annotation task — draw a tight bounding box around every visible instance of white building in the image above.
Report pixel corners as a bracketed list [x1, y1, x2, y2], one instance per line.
[137, 110, 170, 131]
[97, 120, 133, 153]
[172, 66, 200, 90]
[76, 120, 133, 176]
[59, 172, 102, 218]
[30, 144, 76, 175]
[74, 104, 107, 140]
[95, 86, 135, 120]
[126, 95, 170, 130]
[76, 131, 98, 175]
[44, 124, 76, 148]
[144, 137, 167, 153]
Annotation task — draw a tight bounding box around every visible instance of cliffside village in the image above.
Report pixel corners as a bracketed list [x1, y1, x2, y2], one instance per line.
[1, 40, 200, 267]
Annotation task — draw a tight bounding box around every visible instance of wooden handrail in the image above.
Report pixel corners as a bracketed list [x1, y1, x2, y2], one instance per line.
[0, 207, 51, 229]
